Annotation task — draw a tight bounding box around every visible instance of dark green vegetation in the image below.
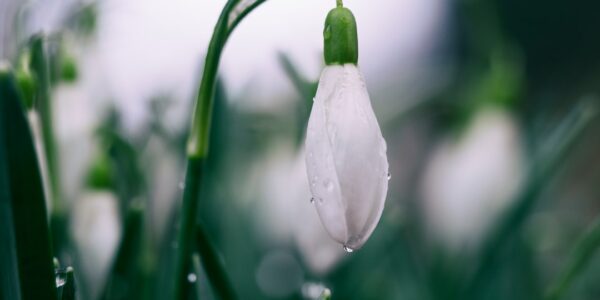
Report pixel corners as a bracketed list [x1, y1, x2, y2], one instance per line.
[1, 0, 600, 299]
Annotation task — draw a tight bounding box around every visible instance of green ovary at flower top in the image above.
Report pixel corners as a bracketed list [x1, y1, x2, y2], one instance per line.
[305, 2, 389, 251]
[323, 4, 358, 66]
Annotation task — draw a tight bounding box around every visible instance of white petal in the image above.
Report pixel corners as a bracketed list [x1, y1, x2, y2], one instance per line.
[305, 64, 389, 250]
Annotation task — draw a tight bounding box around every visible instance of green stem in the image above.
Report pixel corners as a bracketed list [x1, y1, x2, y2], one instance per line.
[196, 223, 237, 300]
[175, 3, 237, 294]
[227, 0, 267, 37]
[546, 217, 600, 300]
[174, 1, 268, 298]
[187, 1, 237, 159]
[30, 35, 63, 213]
[173, 158, 204, 300]
[336, 0, 343, 8]
[29, 36, 73, 263]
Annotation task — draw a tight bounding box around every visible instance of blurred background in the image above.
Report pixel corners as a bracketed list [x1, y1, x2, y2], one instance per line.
[1, 0, 600, 299]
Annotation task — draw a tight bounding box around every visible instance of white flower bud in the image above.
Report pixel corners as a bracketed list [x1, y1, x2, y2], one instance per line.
[305, 64, 389, 251]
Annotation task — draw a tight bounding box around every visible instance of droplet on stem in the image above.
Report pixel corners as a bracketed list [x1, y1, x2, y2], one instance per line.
[343, 245, 354, 253]
[187, 273, 197, 283]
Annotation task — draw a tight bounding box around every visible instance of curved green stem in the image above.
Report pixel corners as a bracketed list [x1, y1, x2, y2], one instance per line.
[546, 217, 600, 300]
[174, 1, 268, 299]
[186, 0, 237, 159]
[227, 0, 267, 37]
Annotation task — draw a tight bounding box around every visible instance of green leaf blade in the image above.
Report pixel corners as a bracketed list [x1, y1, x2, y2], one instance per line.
[0, 69, 57, 300]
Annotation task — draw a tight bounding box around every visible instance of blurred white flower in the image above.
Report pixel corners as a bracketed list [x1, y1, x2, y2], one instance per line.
[421, 108, 525, 250]
[258, 143, 344, 274]
[71, 191, 121, 299]
[305, 64, 389, 251]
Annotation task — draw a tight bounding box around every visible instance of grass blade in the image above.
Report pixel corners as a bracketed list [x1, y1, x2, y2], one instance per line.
[0, 76, 22, 300]
[196, 223, 237, 300]
[29, 35, 61, 209]
[0, 68, 57, 300]
[546, 217, 600, 300]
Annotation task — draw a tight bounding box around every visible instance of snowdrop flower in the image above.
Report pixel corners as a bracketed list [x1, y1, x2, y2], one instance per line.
[421, 108, 525, 250]
[305, 2, 389, 251]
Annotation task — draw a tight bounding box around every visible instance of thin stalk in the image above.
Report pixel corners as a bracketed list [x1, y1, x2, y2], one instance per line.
[174, 1, 236, 295]
[196, 223, 237, 300]
[186, 1, 237, 159]
[173, 158, 204, 300]
[546, 217, 600, 300]
[336, 0, 343, 8]
[174, 1, 268, 298]
[29, 36, 72, 268]
[30, 35, 62, 212]
[191, 253, 205, 300]
[226, 0, 267, 37]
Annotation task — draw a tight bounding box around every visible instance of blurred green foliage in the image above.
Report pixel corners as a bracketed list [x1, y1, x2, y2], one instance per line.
[2, 0, 600, 299]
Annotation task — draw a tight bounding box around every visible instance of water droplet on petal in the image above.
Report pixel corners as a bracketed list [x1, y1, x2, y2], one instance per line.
[187, 273, 197, 283]
[323, 179, 334, 192]
[343, 245, 354, 253]
[311, 197, 324, 205]
[324, 25, 332, 40]
[387, 172, 391, 180]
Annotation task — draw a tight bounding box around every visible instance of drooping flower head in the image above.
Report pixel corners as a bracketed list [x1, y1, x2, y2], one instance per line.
[305, 1, 389, 251]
